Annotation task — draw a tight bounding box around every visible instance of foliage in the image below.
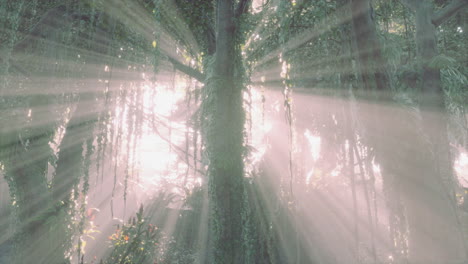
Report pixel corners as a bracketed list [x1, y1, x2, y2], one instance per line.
[103, 205, 160, 264]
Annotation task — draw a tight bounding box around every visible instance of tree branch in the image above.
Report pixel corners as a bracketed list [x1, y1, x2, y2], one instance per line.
[166, 56, 205, 83]
[432, 0, 468, 27]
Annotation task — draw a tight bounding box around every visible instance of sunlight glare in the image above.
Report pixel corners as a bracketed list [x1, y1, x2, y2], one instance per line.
[455, 150, 468, 187]
[304, 129, 321, 162]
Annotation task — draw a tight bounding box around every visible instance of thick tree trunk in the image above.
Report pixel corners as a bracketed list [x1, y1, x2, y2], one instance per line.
[2, 95, 54, 264]
[407, 1, 467, 262]
[203, 0, 247, 263]
[374, 102, 467, 263]
[350, 0, 467, 262]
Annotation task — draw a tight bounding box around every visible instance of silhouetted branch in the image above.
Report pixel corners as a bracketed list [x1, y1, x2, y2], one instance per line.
[166, 56, 205, 83]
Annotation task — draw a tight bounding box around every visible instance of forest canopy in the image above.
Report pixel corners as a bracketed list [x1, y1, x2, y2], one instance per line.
[0, 0, 467, 263]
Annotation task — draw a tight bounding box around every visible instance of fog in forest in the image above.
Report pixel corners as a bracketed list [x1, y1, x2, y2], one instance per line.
[0, 0, 467, 264]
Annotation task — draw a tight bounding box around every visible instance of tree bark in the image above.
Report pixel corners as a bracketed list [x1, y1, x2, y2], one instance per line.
[410, 1, 467, 262]
[350, 0, 391, 92]
[350, 1, 467, 262]
[415, 1, 442, 97]
[2, 94, 54, 264]
[203, 0, 248, 262]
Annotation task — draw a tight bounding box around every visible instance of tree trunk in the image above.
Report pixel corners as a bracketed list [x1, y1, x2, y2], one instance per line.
[350, 0, 391, 92]
[415, 1, 442, 98]
[350, 0, 467, 262]
[52, 92, 96, 203]
[2, 95, 54, 264]
[46, 92, 97, 264]
[0, 0, 25, 93]
[405, 1, 467, 262]
[202, 0, 248, 263]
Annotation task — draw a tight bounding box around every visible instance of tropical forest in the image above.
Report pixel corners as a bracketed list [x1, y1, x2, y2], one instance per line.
[0, 0, 467, 263]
